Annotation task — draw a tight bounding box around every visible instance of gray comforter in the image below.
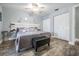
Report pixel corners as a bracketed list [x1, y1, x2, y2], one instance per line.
[15, 31, 51, 52]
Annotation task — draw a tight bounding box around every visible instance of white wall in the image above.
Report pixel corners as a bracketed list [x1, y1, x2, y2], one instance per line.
[2, 7, 43, 31]
[68, 5, 78, 45]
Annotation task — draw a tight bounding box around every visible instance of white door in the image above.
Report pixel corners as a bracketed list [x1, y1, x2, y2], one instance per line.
[43, 18, 51, 32]
[54, 13, 70, 41]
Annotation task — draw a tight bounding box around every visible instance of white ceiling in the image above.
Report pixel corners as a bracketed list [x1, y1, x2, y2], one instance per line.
[0, 3, 77, 9]
[0, 3, 78, 19]
[0, 3, 77, 10]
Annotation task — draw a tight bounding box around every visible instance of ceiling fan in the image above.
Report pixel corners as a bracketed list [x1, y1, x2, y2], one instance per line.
[25, 3, 45, 12]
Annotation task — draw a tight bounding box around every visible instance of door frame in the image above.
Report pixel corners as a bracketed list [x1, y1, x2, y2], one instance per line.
[69, 4, 79, 45]
[72, 4, 79, 42]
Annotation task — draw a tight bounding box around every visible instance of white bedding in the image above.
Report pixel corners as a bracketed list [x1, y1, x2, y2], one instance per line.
[15, 31, 51, 52]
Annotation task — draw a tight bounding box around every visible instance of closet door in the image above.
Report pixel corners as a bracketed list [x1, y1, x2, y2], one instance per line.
[54, 13, 70, 41]
[43, 18, 51, 32]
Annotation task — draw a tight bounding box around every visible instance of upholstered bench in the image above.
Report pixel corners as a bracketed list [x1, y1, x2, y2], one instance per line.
[32, 36, 50, 52]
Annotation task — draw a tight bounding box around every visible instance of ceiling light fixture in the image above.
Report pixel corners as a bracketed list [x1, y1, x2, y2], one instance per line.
[25, 3, 46, 13]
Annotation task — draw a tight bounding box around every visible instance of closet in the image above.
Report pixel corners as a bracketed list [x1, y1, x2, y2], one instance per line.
[43, 13, 70, 41]
[54, 13, 70, 41]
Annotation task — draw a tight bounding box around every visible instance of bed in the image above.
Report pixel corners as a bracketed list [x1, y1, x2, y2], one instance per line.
[10, 27, 51, 52]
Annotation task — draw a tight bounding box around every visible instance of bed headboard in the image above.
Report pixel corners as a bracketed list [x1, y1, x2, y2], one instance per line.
[10, 23, 41, 31]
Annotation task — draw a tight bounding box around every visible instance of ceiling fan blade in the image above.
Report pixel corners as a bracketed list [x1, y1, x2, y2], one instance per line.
[32, 3, 38, 7]
[40, 6, 45, 9]
[25, 7, 31, 10]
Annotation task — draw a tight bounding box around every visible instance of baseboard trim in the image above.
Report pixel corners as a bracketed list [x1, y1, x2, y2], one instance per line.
[76, 38, 79, 41]
[8, 38, 16, 40]
[51, 36, 70, 41]
[51, 36, 58, 38]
